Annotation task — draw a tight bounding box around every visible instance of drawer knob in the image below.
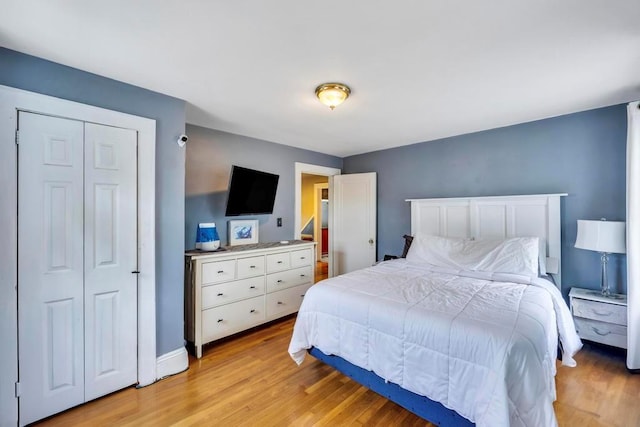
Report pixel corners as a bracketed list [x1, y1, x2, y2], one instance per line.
[217, 293, 224, 296]
[277, 301, 283, 305]
[250, 265, 256, 269]
[250, 286, 256, 289]
[300, 274, 305, 277]
[277, 279, 283, 283]
[217, 270, 224, 274]
[250, 309, 256, 313]
[300, 257, 306, 260]
[277, 261, 283, 264]
[217, 319, 224, 323]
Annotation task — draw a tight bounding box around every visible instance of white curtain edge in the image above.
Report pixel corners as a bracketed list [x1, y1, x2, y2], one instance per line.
[626, 100, 640, 369]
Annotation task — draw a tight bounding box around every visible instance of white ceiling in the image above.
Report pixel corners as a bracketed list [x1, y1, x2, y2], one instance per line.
[2, 1, 639, 157]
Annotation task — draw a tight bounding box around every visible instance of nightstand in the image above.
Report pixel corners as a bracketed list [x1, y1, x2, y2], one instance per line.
[569, 287, 627, 349]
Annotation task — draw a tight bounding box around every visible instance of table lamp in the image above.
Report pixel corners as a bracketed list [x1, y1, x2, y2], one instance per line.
[575, 219, 626, 296]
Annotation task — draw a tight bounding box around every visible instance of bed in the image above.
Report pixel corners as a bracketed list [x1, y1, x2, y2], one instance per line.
[288, 194, 582, 427]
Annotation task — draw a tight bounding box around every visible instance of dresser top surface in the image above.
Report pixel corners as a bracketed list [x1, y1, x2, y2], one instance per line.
[185, 240, 315, 260]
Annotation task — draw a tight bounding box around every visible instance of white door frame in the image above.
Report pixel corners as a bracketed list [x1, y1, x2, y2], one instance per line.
[0, 85, 157, 426]
[294, 162, 340, 277]
[313, 182, 329, 262]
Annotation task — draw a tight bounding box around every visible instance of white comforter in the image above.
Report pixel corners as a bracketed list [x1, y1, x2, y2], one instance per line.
[288, 260, 581, 427]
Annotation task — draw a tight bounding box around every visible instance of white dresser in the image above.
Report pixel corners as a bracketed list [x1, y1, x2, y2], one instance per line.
[569, 287, 628, 349]
[185, 241, 316, 358]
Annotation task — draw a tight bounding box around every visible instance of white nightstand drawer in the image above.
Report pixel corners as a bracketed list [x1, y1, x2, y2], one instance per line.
[574, 317, 627, 349]
[237, 255, 265, 279]
[572, 298, 627, 326]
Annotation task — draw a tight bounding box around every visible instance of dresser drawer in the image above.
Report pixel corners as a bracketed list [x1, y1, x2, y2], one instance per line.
[574, 317, 627, 349]
[202, 296, 266, 342]
[266, 252, 290, 272]
[291, 248, 313, 268]
[202, 259, 236, 284]
[237, 255, 265, 279]
[266, 266, 313, 292]
[267, 283, 313, 318]
[201, 276, 265, 309]
[572, 298, 627, 326]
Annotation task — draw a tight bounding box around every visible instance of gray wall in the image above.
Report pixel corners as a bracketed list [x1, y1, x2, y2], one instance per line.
[0, 47, 187, 356]
[185, 125, 342, 248]
[344, 105, 628, 296]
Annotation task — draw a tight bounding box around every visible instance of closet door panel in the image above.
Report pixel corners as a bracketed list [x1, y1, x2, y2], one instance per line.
[84, 123, 138, 400]
[18, 112, 85, 425]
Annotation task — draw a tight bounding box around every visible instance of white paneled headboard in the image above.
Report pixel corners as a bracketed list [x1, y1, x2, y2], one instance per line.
[406, 194, 567, 288]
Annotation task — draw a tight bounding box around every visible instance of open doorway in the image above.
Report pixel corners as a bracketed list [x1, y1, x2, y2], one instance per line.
[314, 183, 329, 262]
[294, 162, 340, 282]
[301, 174, 328, 282]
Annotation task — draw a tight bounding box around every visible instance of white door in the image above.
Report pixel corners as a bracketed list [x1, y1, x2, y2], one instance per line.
[330, 172, 377, 276]
[18, 112, 138, 425]
[83, 123, 138, 400]
[18, 113, 85, 424]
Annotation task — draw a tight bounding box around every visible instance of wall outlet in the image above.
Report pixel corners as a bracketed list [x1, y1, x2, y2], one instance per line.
[277, 217, 282, 227]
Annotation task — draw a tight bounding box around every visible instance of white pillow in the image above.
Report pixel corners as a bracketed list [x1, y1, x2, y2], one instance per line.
[406, 234, 539, 277]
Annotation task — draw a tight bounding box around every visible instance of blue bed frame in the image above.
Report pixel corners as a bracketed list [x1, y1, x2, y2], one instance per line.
[309, 347, 475, 426]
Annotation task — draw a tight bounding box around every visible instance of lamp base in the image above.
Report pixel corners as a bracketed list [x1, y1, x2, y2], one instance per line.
[600, 252, 611, 296]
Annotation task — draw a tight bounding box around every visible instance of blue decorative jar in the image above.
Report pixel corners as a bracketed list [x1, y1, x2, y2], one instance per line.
[196, 222, 221, 251]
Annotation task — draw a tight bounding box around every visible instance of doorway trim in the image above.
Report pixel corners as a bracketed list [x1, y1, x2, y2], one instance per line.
[294, 162, 340, 240]
[313, 182, 329, 262]
[294, 163, 340, 278]
[0, 85, 157, 425]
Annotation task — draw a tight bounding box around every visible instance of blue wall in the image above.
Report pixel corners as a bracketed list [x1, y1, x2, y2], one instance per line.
[0, 47, 187, 356]
[344, 105, 628, 296]
[184, 125, 342, 248]
[3, 46, 628, 343]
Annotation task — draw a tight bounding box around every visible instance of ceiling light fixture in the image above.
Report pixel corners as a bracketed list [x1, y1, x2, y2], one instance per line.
[315, 83, 351, 110]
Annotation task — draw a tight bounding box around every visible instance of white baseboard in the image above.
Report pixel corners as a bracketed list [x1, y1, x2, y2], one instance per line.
[156, 347, 189, 380]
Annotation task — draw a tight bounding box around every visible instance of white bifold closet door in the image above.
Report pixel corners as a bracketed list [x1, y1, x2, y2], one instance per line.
[18, 112, 138, 425]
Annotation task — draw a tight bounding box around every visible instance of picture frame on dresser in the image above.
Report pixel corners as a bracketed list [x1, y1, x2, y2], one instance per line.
[229, 219, 259, 245]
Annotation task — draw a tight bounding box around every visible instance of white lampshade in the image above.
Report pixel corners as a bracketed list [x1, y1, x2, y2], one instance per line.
[575, 220, 626, 254]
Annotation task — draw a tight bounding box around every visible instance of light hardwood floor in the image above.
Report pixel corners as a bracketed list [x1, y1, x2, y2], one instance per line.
[33, 313, 640, 427]
[315, 261, 328, 283]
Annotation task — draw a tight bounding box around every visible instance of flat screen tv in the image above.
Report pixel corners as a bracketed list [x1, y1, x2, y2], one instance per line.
[225, 165, 279, 216]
